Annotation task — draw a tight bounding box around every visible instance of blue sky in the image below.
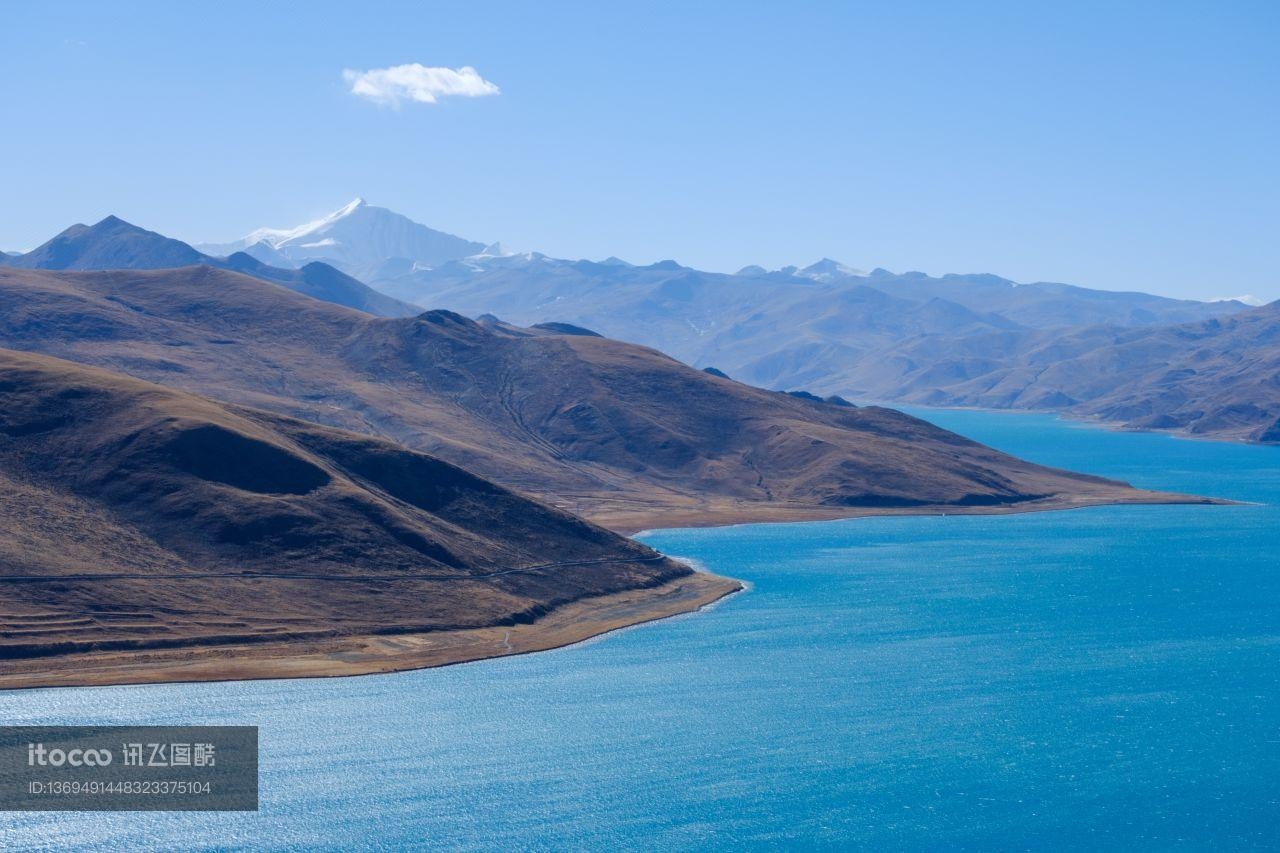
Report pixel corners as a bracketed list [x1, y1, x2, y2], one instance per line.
[2, 1, 1277, 300]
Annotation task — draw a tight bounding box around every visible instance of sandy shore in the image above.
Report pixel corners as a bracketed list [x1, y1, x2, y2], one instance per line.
[0, 571, 742, 691]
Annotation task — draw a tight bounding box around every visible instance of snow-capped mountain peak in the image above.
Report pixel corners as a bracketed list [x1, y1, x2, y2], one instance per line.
[245, 198, 368, 249]
[795, 258, 866, 282]
[473, 241, 515, 258]
[198, 199, 486, 280]
[1208, 294, 1265, 307]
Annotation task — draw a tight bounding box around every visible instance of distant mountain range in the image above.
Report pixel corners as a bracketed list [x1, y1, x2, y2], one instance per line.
[205, 200, 1266, 443]
[11, 202, 1277, 443]
[378, 255, 1248, 380]
[1, 215, 419, 318]
[198, 199, 1248, 327]
[12, 202, 1280, 440]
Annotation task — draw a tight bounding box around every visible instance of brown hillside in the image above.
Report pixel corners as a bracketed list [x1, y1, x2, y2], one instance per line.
[0, 266, 1204, 530]
[0, 348, 726, 680]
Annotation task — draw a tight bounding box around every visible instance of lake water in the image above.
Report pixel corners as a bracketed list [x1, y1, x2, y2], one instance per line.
[2, 410, 1278, 850]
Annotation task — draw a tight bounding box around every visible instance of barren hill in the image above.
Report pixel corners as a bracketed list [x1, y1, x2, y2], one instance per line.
[0, 348, 734, 686]
[0, 265, 1202, 531]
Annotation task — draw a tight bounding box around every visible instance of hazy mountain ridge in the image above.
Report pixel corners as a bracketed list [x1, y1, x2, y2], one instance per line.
[2, 215, 205, 271]
[1, 216, 421, 318]
[379, 252, 1244, 335]
[369, 251, 1254, 425]
[845, 301, 1280, 442]
[248, 201, 1255, 443]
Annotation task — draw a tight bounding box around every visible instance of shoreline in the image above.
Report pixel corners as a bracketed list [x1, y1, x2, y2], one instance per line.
[0, 571, 743, 692]
[1, 488, 1229, 692]
[878, 400, 1279, 449]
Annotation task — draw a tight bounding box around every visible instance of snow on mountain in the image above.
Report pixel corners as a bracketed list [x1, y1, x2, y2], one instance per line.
[238, 239, 298, 269]
[731, 259, 867, 282]
[245, 197, 368, 249]
[198, 199, 486, 281]
[795, 258, 867, 282]
[1209, 294, 1265, 307]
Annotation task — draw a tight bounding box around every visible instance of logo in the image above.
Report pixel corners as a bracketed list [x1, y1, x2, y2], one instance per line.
[4, 726, 257, 811]
[27, 743, 113, 767]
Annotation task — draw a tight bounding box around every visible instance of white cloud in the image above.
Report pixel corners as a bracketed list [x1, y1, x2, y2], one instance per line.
[342, 63, 500, 107]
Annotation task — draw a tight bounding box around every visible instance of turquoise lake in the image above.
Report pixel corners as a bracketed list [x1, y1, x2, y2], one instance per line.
[2, 410, 1278, 850]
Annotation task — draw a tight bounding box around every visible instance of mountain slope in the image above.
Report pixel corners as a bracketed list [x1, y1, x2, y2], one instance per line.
[221, 252, 417, 318]
[0, 265, 1203, 531]
[850, 301, 1280, 442]
[199, 198, 486, 280]
[0, 347, 733, 685]
[2, 216, 420, 318]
